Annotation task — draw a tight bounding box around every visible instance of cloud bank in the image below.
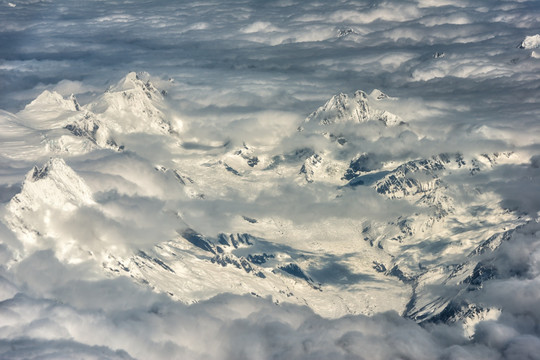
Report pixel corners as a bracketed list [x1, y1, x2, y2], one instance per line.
[1, 0, 540, 359]
[1, 219, 540, 360]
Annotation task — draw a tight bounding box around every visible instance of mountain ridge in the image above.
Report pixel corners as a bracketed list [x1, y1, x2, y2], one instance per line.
[0, 73, 530, 330]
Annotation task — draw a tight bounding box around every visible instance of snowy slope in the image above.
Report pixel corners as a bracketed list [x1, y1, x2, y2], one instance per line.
[0, 92, 99, 159]
[17, 90, 81, 129]
[4, 158, 95, 261]
[86, 72, 179, 135]
[1, 73, 530, 327]
[301, 90, 402, 129]
[0, 72, 183, 161]
[4, 156, 408, 317]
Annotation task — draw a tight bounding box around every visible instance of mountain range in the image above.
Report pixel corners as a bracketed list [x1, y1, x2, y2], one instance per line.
[1, 72, 532, 331]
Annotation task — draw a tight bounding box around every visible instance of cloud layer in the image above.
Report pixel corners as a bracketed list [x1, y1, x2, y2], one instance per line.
[1, 220, 540, 360]
[1, 0, 540, 359]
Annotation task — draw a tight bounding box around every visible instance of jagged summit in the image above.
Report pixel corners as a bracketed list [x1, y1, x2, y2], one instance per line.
[302, 90, 402, 129]
[110, 71, 161, 95]
[87, 72, 176, 134]
[5, 158, 95, 259]
[69, 94, 81, 111]
[16, 158, 94, 209]
[16, 72, 176, 137]
[4, 158, 100, 262]
[64, 112, 121, 151]
[337, 27, 358, 37]
[0, 72, 181, 159]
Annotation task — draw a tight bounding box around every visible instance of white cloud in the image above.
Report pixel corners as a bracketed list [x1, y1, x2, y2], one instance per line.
[1, 0, 540, 359]
[330, 4, 422, 24]
[241, 21, 280, 34]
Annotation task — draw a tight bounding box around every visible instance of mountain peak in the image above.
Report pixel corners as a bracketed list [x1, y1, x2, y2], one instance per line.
[304, 90, 402, 128]
[353, 90, 368, 101]
[370, 89, 394, 100]
[111, 71, 160, 96]
[5, 158, 95, 261]
[89, 72, 174, 134]
[16, 157, 94, 209]
[26, 158, 71, 182]
[23, 90, 79, 113]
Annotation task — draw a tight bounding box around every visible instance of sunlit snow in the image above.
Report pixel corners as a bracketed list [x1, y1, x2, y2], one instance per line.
[0, 1, 539, 359]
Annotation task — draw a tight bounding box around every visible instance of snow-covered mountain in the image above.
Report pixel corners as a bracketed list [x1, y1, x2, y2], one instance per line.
[4, 158, 95, 261]
[2, 0, 540, 357]
[0, 72, 533, 334]
[87, 71, 178, 135]
[0, 72, 183, 161]
[300, 89, 403, 131]
[4, 155, 408, 317]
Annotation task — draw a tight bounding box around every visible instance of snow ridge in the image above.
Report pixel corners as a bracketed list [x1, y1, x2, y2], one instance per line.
[1, 73, 529, 330]
[88, 71, 175, 134]
[303, 90, 402, 128]
[5, 158, 94, 259]
[9, 157, 94, 212]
